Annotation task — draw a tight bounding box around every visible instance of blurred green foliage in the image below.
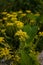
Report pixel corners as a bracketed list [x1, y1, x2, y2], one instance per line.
[0, 0, 43, 13]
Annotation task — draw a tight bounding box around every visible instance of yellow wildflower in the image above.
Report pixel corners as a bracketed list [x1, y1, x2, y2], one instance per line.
[18, 10, 23, 13]
[0, 37, 4, 42]
[21, 13, 26, 17]
[12, 12, 17, 15]
[12, 12, 17, 17]
[19, 36, 26, 41]
[39, 32, 43, 36]
[1, 29, 6, 33]
[26, 10, 31, 13]
[2, 12, 7, 14]
[30, 20, 35, 23]
[1, 48, 9, 55]
[13, 15, 17, 18]
[15, 55, 20, 62]
[7, 14, 13, 18]
[11, 17, 17, 21]
[3, 17, 8, 20]
[35, 13, 40, 16]
[15, 30, 28, 41]
[6, 23, 14, 26]
[6, 13, 10, 16]
[15, 21, 24, 28]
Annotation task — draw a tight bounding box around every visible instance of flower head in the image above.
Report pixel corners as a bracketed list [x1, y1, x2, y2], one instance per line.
[21, 13, 26, 17]
[0, 48, 10, 56]
[26, 10, 31, 13]
[35, 13, 40, 16]
[6, 23, 14, 26]
[15, 30, 29, 41]
[2, 12, 7, 15]
[18, 10, 23, 14]
[14, 21, 24, 29]
[0, 37, 4, 42]
[39, 32, 43, 36]
[11, 17, 17, 21]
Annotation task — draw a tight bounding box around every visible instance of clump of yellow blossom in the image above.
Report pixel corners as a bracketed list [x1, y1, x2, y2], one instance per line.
[2, 12, 7, 15]
[7, 13, 17, 18]
[15, 55, 20, 62]
[12, 12, 17, 15]
[18, 10, 23, 14]
[35, 13, 40, 16]
[1, 29, 6, 33]
[30, 20, 36, 24]
[7, 14, 14, 18]
[26, 10, 31, 13]
[0, 48, 10, 56]
[14, 21, 24, 29]
[21, 13, 26, 17]
[6, 13, 10, 17]
[15, 30, 29, 41]
[12, 12, 17, 17]
[0, 37, 4, 42]
[6, 23, 14, 26]
[39, 32, 43, 36]
[3, 17, 8, 20]
[11, 17, 17, 21]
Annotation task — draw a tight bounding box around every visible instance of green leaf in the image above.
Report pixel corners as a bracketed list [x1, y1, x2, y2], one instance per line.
[23, 24, 38, 42]
[20, 50, 39, 65]
[20, 50, 31, 65]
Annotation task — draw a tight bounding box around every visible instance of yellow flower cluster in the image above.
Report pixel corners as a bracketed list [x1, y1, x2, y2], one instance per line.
[26, 10, 31, 13]
[30, 20, 35, 23]
[14, 21, 24, 28]
[7, 12, 17, 18]
[0, 48, 10, 56]
[15, 30, 28, 41]
[15, 55, 20, 62]
[21, 13, 26, 17]
[39, 32, 43, 36]
[2, 12, 7, 15]
[18, 10, 23, 14]
[35, 13, 40, 16]
[12, 12, 17, 15]
[6, 23, 14, 26]
[11, 17, 17, 21]
[3, 17, 8, 20]
[1, 29, 6, 33]
[0, 37, 4, 42]
[7, 14, 14, 17]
